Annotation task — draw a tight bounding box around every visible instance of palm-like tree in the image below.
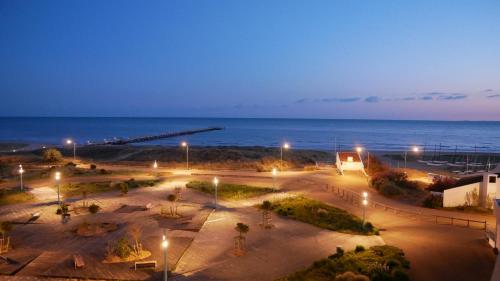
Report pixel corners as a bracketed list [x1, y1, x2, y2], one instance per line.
[167, 194, 178, 216]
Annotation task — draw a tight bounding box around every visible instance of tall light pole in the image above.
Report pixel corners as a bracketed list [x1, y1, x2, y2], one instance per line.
[18, 164, 24, 191]
[213, 177, 219, 209]
[404, 146, 419, 170]
[272, 168, 277, 190]
[55, 171, 61, 206]
[66, 139, 76, 161]
[362, 192, 368, 227]
[162, 235, 169, 281]
[280, 142, 290, 171]
[181, 141, 189, 170]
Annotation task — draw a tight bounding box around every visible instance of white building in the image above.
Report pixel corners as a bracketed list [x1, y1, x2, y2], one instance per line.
[443, 172, 498, 208]
[336, 152, 366, 175]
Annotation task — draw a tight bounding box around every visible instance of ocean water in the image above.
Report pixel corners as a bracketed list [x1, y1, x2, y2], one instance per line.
[0, 117, 500, 152]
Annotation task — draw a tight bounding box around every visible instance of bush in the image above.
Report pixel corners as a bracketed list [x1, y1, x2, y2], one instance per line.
[90, 164, 97, 170]
[370, 170, 418, 197]
[65, 162, 76, 167]
[43, 148, 63, 163]
[365, 154, 388, 175]
[99, 168, 110, 175]
[119, 182, 129, 195]
[422, 194, 443, 208]
[89, 203, 100, 214]
[115, 237, 132, 258]
[427, 177, 456, 192]
[280, 245, 409, 281]
[355, 245, 365, 253]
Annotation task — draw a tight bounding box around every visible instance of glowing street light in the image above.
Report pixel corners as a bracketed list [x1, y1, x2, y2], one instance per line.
[66, 139, 76, 161]
[404, 146, 420, 170]
[280, 142, 290, 171]
[213, 177, 219, 209]
[153, 160, 158, 169]
[55, 171, 61, 206]
[181, 141, 189, 170]
[162, 236, 169, 281]
[356, 147, 363, 153]
[18, 164, 25, 191]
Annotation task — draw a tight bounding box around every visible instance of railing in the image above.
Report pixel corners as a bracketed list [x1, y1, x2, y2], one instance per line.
[324, 184, 488, 230]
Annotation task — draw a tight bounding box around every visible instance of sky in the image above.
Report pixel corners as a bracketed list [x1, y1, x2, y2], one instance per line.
[1, 0, 500, 120]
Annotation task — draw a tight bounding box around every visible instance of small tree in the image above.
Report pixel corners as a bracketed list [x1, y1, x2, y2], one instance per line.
[90, 164, 97, 170]
[88, 203, 100, 214]
[43, 148, 63, 163]
[127, 223, 143, 255]
[234, 222, 249, 256]
[260, 200, 273, 229]
[0, 221, 13, 239]
[167, 194, 178, 216]
[119, 182, 129, 196]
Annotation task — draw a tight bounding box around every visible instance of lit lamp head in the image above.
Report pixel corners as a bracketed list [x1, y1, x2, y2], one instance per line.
[283, 142, 290, 149]
[162, 239, 169, 249]
[412, 146, 419, 152]
[181, 141, 187, 147]
[19, 164, 24, 174]
[213, 177, 219, 186]
[153, 160, 158, 169]
[272, 168, 277, 176]
[363, 199, 368, 206]
[66, 139, 72, 145]
[363, 192, 368, 199]
[356, 147, 363, 153]
[55, 171, 61, 181]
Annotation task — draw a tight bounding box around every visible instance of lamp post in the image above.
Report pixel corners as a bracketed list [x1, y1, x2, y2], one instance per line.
[162, 235, 169, 281]
[213, 177, 219, 209]
[272, 168, 277, 190]
[280, 142, 290, 171]
[362, 192, 368, 227]
[66, 139, 76, 161]
[181, 141, 189, 170]
[18, 164, 24, 191]
[404, 146, 419, 170]
[55, 171, 61, 206]
[153, 160, 158, 176]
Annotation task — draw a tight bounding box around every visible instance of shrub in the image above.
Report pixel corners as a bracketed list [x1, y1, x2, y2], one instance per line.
[355, 245, 365, 253]
[427, 177, 457, 192]
[43, 148, 63, 163]
[371, 170, 418, 197]
[422, 194, 443, 208]
[65, 162, 76, 167]
[115, 237, 132, 258]
[365, 154, 388, 175]
[379, 181, 403, 196]
[90, 164, 97, 170]
[261, 200, 272, 210]
[99, 168, 109, 175]
[88, 203, 100, 214]
[119, 182, 129, 195]
[235, 222, 250, 238]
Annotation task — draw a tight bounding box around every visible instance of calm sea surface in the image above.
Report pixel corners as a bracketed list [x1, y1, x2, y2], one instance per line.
[1, 117, 499, 152]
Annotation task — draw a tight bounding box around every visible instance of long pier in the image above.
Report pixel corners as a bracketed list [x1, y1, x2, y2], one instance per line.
[101, 127, 224, 145]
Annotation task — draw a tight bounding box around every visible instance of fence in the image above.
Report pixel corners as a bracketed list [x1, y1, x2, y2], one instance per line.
[324, 183, 488, 230]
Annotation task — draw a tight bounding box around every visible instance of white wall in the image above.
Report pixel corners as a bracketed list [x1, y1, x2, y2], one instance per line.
[443, 183, 481, 207]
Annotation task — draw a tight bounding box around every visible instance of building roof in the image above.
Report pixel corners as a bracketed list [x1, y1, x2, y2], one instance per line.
[337, 152, 362, 162]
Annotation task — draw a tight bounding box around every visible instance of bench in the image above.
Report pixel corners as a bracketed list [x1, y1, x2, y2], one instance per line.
[73, 254, 85, 269]
[134, 260, 157, 270]
[144, 203, 153, 210]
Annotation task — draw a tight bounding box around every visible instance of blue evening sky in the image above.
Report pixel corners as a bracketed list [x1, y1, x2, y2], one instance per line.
[1, 0, 499, 120]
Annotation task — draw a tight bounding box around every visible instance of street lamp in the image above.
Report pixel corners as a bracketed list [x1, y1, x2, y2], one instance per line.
[181, 141, 189, 170]
[272, 168, 277, 190]
[55, 171, 61, 206]
[162, 236, 169, 281]
[280, 142, 290, 171]
[404, 146, 420, 170]
[153, 160, 158, 177]
[18, 164, 24, 191]
[356, 147, 363, 154]
[213, 177, 219, 209]
[66, 139, 76, 161]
